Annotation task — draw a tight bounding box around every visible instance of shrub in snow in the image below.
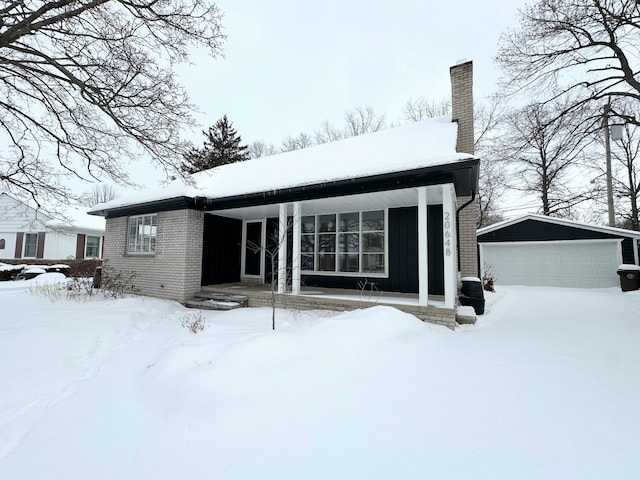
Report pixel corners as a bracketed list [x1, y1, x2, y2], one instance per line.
[29, 274, 98, 303]
[181, 311, 206, 334]
[0, 264, 23, 281]
[30, 279, 73, 302]
[100, 261, 140, 298]
[481, 264, 496, 292]
[67, 277, 96, 298]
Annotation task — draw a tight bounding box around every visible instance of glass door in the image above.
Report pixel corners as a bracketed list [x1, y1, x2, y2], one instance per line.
[243, 220, 265, 280]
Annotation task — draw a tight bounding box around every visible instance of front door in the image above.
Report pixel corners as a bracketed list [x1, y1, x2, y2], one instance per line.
[242, 220, 265, 282]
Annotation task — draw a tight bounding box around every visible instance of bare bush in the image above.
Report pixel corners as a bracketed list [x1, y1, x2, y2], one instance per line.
[181, 311, 206, 334]
[100, 262, 140, 298]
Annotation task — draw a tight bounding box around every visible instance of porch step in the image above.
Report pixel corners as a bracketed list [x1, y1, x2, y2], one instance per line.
[185, 292, 250, 311]
[193, 291, 249, 306]
[455, 305, 477, 325]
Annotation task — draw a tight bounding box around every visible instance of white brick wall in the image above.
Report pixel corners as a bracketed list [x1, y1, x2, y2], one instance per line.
[104, 209, 204, 303]
[457, 195, 479, 277]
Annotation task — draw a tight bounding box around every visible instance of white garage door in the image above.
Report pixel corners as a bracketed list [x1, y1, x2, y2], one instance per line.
[479, 240, 621, 288]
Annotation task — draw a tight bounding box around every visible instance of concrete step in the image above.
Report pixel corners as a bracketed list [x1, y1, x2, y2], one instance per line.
[185, 298, 245, 311]
[455, 305, 477, 325]
[192, 291, 249, 307]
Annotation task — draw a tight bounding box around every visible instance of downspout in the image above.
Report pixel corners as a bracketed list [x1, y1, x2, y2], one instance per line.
[455, 168, 477, 272]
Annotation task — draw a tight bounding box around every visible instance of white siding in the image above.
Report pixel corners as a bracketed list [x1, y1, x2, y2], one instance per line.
[0, 194, 51, 231]
[0, 232, 17, 259]
[43, 231, 78, 260]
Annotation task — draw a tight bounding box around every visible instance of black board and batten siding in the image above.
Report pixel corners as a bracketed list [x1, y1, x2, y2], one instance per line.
[201, 214, 242, 286]
[478, 219, 637, 264]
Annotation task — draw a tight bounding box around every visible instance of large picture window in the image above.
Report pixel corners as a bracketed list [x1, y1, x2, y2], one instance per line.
[301, 210, 386, 275]
[127, 214, 157, 254]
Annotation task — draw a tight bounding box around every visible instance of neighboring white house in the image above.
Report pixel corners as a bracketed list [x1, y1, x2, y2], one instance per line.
[0, 193, 105, 260]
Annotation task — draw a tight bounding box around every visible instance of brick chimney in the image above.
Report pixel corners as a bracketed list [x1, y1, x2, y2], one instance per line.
[449, 60, 478, 278]
[450, 60, 474, 155]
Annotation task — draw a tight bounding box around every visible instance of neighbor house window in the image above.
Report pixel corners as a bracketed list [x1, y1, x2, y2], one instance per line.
[127, 214, 157, 254]
[301, 210, 386, 275]
[85, 235, 101, 258]
[0, 239, 5, 249]
[23, 233, 38, 257]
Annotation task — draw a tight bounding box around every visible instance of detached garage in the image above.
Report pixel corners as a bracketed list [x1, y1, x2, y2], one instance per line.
[477, 214, 640, 288]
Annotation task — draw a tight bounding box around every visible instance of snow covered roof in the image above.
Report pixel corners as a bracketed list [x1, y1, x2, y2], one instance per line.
[89, 117, 475, 214]
[478, 213, 640, 239]
[45, 205, 105, 233]
[0, 193, 104, 232]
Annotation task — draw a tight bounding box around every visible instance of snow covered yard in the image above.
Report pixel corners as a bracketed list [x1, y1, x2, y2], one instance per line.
[1, 275, 639, 479]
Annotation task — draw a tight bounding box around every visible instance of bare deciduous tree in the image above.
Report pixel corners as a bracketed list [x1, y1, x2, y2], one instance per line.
[344, 106, 385, 136]
[497, 0, 640, 126]
[0, 0, 225, 207]
[281, 132, 314, 152]
[612, 123, 640, 230]
[247, 219, 291, 330]
[402, 97, 450, 122]
[500, 101, 596, 217]
[248, 141, 278, 159]
[475, 96, 508, 227]
[477, 160, 507, 228]
[80, 184, 119, 207]
[314, 121, 346, 144]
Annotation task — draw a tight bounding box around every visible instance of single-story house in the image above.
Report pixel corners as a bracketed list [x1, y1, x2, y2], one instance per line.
[89, 61, 480, 327]
[477, 214, 640, 288]
[0, 193, 105, 260]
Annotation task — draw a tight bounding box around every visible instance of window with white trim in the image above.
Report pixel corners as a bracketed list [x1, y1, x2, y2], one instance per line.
[23, 233, 38, 257]
[301, 210, 386, 274]
[127, 214, 157, 254]
[85, 235, 101, 258]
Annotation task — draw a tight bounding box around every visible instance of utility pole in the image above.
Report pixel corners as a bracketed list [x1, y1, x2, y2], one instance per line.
[603, 102, 616, 227]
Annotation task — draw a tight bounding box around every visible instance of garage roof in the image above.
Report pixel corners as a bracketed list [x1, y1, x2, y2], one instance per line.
[478, 214, 640, 240]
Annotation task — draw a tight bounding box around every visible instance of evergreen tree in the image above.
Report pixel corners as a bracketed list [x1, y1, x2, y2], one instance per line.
[181, 115, 250, 173]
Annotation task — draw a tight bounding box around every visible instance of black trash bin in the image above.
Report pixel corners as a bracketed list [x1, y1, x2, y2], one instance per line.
[616, 265, 640, 292]
[459, 277, 485, 315]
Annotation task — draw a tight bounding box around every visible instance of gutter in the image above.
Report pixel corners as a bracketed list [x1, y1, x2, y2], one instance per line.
[94, 159, 479, 219]
[455, 166, 478, 271]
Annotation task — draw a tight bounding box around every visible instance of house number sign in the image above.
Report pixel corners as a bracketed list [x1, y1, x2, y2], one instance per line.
[444, 211, 452, 256]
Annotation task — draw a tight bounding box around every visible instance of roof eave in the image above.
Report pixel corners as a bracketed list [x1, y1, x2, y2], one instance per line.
[94, 158, 479, 218]
[478, 213, 640, 239]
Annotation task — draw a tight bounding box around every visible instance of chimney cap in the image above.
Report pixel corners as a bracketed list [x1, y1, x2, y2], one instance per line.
[455, 58, 470, 65]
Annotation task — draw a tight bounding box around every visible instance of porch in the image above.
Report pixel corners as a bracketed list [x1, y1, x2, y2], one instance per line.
[202, 183, 461, 313]
[195, 283, 472, 329]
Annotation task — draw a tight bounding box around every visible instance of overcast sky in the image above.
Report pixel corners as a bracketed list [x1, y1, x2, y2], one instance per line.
[174, 0, 531, 148]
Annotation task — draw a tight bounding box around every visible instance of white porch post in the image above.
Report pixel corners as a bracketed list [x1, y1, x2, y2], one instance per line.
[442, 184, 458, 309]
[277, 203, 288, 294]
[292, 202, 301, 294]
[417, 187, 429, 306]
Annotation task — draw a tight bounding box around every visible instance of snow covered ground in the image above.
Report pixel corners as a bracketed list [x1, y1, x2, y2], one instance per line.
[1, 275, 639, 479]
